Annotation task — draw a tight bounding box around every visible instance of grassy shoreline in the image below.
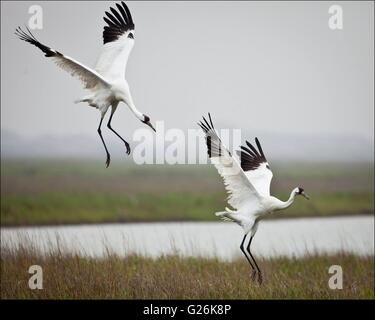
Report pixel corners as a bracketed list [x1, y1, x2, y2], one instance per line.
[1, 191, 373, 227]
[1, 246, 373, 299]
[1, 160, 373, 226]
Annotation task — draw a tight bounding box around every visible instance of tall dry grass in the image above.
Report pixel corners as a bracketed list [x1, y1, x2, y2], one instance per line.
[1, 243, 373, 299]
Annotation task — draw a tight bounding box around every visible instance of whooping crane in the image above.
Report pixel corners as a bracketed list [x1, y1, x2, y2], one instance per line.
[15, 1, 156, 167]
[198, 114, 310, 284]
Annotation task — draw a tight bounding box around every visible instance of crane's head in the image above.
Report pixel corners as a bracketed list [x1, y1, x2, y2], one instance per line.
[296, 187, 310, 200]
[142, 115, 156, 132]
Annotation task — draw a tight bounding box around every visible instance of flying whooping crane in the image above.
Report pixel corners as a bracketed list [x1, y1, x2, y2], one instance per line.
[198, 114, 310, 284]
[15, 1, 156, 167]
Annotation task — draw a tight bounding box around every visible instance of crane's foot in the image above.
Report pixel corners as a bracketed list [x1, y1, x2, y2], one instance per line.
[125, 142, 131, 155]
[105, 153, 111, 168]
[251, 270, 257, 282]
[257, 272, 263, 285]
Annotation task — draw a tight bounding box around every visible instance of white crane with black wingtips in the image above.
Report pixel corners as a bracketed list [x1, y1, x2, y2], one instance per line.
[198, 113, 310, 284]
[15, 1, 156, 167]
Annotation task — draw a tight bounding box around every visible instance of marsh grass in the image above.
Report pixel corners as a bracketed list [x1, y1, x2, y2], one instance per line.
[1, 242, 373, 299]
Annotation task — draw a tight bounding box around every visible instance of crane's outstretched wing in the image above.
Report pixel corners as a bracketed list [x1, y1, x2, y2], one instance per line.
[95, 1, 135, 82]
[198, 114, 261, 210]
[15, 27, 110, 90]
[237, 138, 273, 196]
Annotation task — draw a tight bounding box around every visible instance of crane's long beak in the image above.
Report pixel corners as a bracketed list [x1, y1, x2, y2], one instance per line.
[302, 192, 310, 200]
[147, 122, 156, 132]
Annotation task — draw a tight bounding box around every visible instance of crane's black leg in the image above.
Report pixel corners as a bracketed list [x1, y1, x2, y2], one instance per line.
[107, 107, 131, 155]
[97, 116, 111, 168]
[247, 235, 262, 284]
[240, 234, 256, 281]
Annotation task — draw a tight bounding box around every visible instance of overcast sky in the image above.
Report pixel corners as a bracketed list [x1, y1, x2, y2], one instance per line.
[1, 1, 373, 159]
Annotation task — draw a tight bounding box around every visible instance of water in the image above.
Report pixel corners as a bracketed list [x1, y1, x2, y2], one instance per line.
[1, 216, 373, 260]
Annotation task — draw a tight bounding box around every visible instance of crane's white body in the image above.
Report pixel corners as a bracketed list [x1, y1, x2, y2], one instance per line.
[16, 2, 155, 165]
[218, 191, 299, 235]
[50, 29, 140, 119]
[204, 127, 301, 235]
[199, 114, 308, 283]
[75, 29, 139, 117]
[211, 152, 298, 235]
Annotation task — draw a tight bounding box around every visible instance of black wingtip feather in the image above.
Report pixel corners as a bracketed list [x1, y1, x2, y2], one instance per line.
[208, 112, 215, 128]
[255, 137, 265, 158]
[246, 140, 261, 157]
[116, 3, 129, 24]
[15, 26, 56, 57]
[240, 145, 256, 157]
[122, 1, 134, 25]
[199, 113, 215, 132]
[202, 117, 212, 131]
[103, 2, 135, 44]
[197, 121, 205, 132]
[198, 113, 225, 158]
[238, 138, 268, 172]
[110, 7, 125, 26]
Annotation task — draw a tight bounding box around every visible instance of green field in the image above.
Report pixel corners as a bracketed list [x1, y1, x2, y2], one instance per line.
[1, 244, 373, 299]
[1, 159, 374, 226]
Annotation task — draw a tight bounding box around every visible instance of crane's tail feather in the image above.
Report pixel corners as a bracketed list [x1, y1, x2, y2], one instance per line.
[74, 97, 98, 109]
[215, 208, 239, 223]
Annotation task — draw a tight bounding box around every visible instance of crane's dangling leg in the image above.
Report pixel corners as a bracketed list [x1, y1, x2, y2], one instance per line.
[247, 235, 262, 284]
[107, 104, 131, 155]
[97, 115, 111, 168]
[240, 234, 256, 280]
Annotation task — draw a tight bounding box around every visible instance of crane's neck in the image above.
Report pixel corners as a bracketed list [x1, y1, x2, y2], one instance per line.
[120, 91, 143, 120]
[276, 188, 298, 210]
[126, 100, 143, 120]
